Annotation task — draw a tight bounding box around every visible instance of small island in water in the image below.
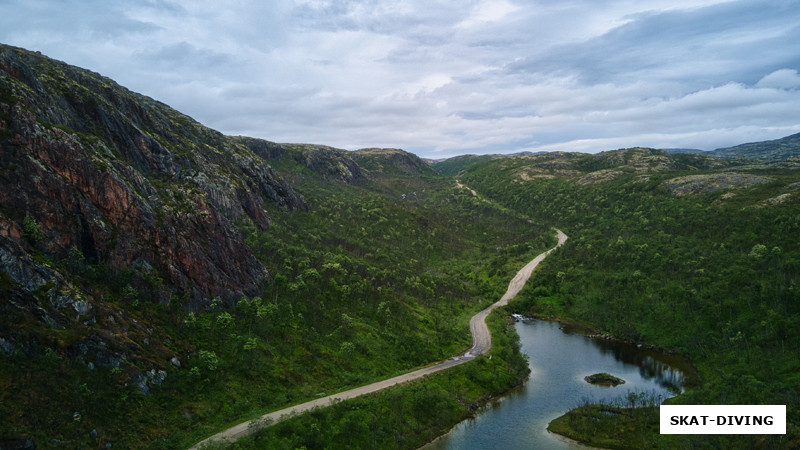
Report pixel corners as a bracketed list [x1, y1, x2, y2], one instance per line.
[584, 372, 626, 386]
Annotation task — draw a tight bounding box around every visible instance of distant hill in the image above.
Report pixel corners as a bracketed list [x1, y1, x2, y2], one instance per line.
[432, 154, 497, 176]
[661, 148, 706, 154]
[351, 147, 435, 175]
[708, 133, 800, 160]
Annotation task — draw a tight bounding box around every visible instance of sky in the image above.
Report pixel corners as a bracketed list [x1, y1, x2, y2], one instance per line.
[1, 0, 799, 158]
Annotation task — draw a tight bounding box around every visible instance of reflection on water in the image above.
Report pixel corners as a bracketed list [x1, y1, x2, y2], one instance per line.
[589, 338, 687, 393]
[423, 319, 689, 450]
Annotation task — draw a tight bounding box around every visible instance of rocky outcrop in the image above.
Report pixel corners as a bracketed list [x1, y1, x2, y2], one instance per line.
[0, 43, 305, 308]
[0, 231, 178, 395]
[0, 234, 86, 330]
[661, 173, 773, 196]
[0, 43, 314, 402]
[576, 169, 624, 185]
[284, 144, 363, 183]
[758, 193, 794, 206]
[352, 148, 434, 175]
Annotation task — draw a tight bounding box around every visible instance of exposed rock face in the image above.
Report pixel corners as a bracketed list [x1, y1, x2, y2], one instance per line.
[287, 144, 364, 183]
[352, 148, 434, 175]
[661, 173, 773, 196]
[710, 132, 800, 160]
[0, 43, 304, 305]
[0, 43, 314, 396]
[594, 148, 679, 172]
[576, 169, 624, 185]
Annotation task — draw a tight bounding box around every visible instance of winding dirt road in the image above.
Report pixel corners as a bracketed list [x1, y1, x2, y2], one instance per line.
[189, 229, 567, 449]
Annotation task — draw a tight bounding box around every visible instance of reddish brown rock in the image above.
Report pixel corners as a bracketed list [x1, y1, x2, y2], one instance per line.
[0, 43, 304, 307]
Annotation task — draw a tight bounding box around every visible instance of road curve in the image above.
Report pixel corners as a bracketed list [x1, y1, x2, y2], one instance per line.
[189, 229, 567, 449]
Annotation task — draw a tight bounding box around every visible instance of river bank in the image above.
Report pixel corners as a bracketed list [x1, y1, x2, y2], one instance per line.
[206, 311, 532, 449]
[524, 314, 699, 387]
[424, 318, 690, 449]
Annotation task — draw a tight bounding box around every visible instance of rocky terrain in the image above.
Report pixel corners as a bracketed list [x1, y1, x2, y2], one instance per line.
[0, 43, 315, 399]
[0, 43, 465, 412]
[661, 173, 774, 196]
[709, 132, 800, 161]
[0, 44, 311, 308]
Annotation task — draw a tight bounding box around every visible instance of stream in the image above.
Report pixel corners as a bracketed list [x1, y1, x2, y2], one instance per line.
[424, 318, 688, 449]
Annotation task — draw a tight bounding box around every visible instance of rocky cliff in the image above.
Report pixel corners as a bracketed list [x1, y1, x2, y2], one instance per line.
[352, 148, 435, 175]
[0, 43, 315, 386]
[0, 44, 306, 309]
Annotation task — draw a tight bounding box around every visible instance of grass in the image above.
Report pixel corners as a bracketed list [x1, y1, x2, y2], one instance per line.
[548, 404, 663, 450]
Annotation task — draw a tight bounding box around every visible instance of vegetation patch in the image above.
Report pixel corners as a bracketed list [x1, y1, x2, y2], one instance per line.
[211, 311, 530, 449]
[548, 404, 663, 449]
[459, 151, 800, 448]
[584, 372, 625, 386]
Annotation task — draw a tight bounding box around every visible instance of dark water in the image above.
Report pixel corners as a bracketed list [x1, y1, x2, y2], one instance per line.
[424, 319, 687, 449]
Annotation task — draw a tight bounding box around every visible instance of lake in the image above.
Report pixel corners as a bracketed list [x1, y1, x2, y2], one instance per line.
[424, 319, 688, 449]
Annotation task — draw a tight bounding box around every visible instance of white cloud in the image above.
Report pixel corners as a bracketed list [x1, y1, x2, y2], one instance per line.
[456, 0, 520, 28]
[756, 69, 800, 90]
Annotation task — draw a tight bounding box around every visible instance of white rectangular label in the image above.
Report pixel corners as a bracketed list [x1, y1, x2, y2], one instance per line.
[660, 405, 785, 434]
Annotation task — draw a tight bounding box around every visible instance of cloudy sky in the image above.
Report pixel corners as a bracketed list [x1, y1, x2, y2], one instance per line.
[1, 0, 799, 157]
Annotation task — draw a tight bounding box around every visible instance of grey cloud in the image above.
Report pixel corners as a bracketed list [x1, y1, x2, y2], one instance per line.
[1, 0, 798, 156]
[757, 69, 800, 89]
[291, 0, 467, 33]
[509, 1, 800, 87]
[0, 0, 162, 41]
[135, 42, 237, 71]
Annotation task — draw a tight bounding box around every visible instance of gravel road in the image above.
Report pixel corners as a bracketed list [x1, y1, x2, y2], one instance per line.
[189, 229, 567, 449]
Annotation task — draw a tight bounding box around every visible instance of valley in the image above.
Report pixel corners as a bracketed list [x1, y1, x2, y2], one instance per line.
[191, 228, 565, 448]
[1, 43, 799, 449]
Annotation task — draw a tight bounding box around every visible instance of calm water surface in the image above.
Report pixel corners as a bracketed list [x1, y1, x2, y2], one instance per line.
[424, 319, 687, 449]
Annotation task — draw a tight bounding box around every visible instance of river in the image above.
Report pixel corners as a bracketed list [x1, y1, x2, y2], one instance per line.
[424, 319, 688, 449]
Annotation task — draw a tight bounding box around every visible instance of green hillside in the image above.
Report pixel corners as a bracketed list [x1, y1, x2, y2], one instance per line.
[456, 147, 800, 448]
[710, 132, 800, 160]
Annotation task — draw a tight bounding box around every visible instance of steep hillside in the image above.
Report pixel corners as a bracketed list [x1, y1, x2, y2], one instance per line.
[0, 43, 305, 308]
[0, 45, 312, 443]
[0, 44, 550, 449]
